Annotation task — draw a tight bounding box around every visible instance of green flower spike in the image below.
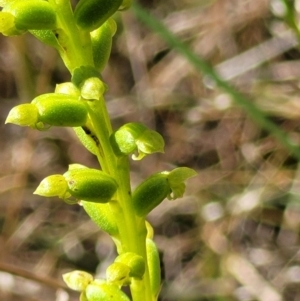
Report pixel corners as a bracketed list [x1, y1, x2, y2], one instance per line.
[111, 122, 165, 160]
[63, 270, 93, 292]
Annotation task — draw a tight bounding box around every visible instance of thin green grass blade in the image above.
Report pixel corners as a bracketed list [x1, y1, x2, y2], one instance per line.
[132, 3, 300, 161]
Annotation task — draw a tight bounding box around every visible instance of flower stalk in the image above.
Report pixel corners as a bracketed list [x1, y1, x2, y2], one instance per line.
[2, 1, 196, 300]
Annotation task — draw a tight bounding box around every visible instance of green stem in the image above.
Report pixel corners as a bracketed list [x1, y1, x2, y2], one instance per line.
[86, 98, 154, 301]
[52, 0, 94, 72]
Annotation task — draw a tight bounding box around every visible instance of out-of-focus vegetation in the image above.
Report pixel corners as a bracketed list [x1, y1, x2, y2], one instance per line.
[1, 0, 300, 300]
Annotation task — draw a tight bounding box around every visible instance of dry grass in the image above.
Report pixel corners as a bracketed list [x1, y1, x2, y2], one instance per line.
[1, 0, 300, 300]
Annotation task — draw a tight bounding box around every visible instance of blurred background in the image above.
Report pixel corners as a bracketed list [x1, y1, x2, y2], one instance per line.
[2, 0, 300, 300]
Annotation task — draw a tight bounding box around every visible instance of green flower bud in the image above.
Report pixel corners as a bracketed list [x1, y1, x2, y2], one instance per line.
[132, 173, 170, 217]
[63, 168, 118, 203]
[85, 280, 131, 301]
[81, 201, 119, 236]
[132, 168, 197, 216]
[91, 19, 116, 71]
[32, 93, 88, 128]
[5, 0, 57, 30]
[71, 65, 100, 88]
[81, 77, 106, 100]
[106, 262, 130, 286]
[34, 174, 69, 199]
[146, 239, 161, 298]
[55, 82, 81, 97]
[110, 122, 165, 160]
[63, 270, 93, 292]
[115, 252, 145, 279]
[74, 0, 122, 32]
[5, 103, 38, 127]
